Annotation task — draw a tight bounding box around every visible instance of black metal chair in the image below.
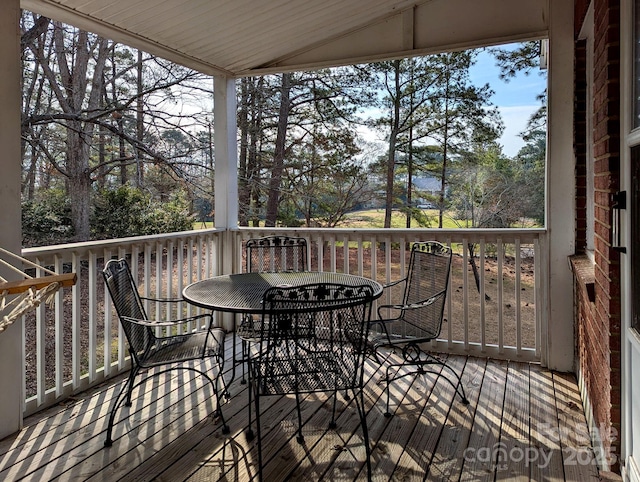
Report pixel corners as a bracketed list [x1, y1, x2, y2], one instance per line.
[246, 235, 308, 273]
[102, 258, 228, 447]
[369, 241, 469, 416]
[246, 282, 375, 481]
[234, 235, 308, 382]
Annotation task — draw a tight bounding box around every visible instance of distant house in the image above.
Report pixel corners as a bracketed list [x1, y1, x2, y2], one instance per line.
[413, 176, 440, 194]
[413, 176, 441, 207]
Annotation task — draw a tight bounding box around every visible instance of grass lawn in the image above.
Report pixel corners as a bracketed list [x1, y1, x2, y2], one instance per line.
[193, 208, 464, 230]
[194, 221, 215, 229]
[340, 208, 463, 228]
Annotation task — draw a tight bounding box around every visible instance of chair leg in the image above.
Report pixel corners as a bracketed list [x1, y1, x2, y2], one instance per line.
[254, 384, 263, 482]
[105, 355, 232, 447]
[124, 362, 140, 406]
[382, 352, 469, 416]
[104, 371, 136, 447]
[328, 390, 338, 429]
[104, 359, 141, 446]
[218, 368, 230, 404]
[383, 363, 404, 417]
[424, 352, 469, 405]
[295, 392, 304, 443]
[246, 362, 255, 441]
[211, 365, 230, 435]
[354, 387, 372, 482]
[228, 330, 249, 390]
[241, 338, 248, 384]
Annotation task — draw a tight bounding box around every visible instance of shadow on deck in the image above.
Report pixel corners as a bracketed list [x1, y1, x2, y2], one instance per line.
[0, 339, 600, 481]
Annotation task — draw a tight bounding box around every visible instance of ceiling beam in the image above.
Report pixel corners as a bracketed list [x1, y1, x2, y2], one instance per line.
[244, 0, 548, 76]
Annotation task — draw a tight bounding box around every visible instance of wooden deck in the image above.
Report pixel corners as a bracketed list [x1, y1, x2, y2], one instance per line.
[0, 340, 601, 481]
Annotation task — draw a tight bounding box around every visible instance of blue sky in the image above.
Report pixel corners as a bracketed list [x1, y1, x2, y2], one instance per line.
[358, 44, 547, 159]
[469, 46, 547, 157]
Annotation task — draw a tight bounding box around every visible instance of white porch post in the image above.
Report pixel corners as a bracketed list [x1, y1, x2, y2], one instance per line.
[546, 0, 575, 371]
[0, 0, 24, 437]
[213, 75, 238, 331]
[213, 75, 239, 234]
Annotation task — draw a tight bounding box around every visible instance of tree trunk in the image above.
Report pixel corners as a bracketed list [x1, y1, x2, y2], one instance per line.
[207, 121, 214, 221]
[385, 135, 396, 229]
[238, 77, 250, 226]
[23, 146, 38, 200]
[265, 73, 291, 227]
[468, 243, 491, 300]
[96, 121, 106, 190]
[406, 125, 414, 229]
[118, 116, 127, 185]
[136, 49, 144, 186]
[438, 81, 450, 229]
[384, 60, 402, 229]
[406, 61, 415, 229]
[51, 26, 110, 241]
[249, 77, 265, 227]
[439, 131, 448, 229]
[67, 119, 93, 240]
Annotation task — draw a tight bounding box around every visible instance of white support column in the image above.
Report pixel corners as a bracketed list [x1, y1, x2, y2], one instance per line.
[213, 75, 239, 233]
[545, 0, 575, 371]
[213, 75, 239, 331]
[213, 74, 239, 249]
[0, 0, 24, 437]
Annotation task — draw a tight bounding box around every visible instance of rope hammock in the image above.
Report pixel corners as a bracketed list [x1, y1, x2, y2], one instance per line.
[0, 247, 76, 333]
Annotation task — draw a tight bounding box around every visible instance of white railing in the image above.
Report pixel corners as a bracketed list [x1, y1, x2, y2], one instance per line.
[235, 227, 547, 362]
[21, 227, 547, 416]
[21, 229, 226, 416]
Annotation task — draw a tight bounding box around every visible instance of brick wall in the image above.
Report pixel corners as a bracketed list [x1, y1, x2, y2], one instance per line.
[573, 0, 621, 472]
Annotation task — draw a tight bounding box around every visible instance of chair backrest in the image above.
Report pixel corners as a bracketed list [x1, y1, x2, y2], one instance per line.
[103, 258, 153, 358]
[255, 282, 374, 395]
[245, 235, 308, 273]
[400, 241, 452, 340]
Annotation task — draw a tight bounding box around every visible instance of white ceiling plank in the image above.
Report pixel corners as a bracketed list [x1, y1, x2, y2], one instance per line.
[22, 0, 549, 77]
[257, 0, 548, 75]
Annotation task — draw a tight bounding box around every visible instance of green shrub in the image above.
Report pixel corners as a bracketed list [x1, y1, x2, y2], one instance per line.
[92, 185, 148, 239]
[92, 185, 194, 239]
[140, 190, 194, 235]
[22, 189, 73, 247]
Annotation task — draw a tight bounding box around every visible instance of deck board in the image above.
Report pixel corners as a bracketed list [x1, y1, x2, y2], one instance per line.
[0, 339, 601, 481]
[460, 359, 508, 481]
[280, 357, 387, 481]
[496, 361, 530, 481]
[427, 357, 486, 481]
[390, 356, 459, 481]
[553, 372, 600, 481]
[529, 364, 565, 481]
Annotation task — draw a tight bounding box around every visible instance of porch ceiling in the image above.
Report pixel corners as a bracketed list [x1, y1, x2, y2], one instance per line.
[21, 0, 549, 77]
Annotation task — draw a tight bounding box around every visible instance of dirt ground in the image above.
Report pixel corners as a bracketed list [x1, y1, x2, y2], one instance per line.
[324, 246, 536, 349]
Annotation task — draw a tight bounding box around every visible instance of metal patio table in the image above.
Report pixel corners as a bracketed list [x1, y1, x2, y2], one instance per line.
[182, 271, 383, 387]
[182, 271, 383, 313]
